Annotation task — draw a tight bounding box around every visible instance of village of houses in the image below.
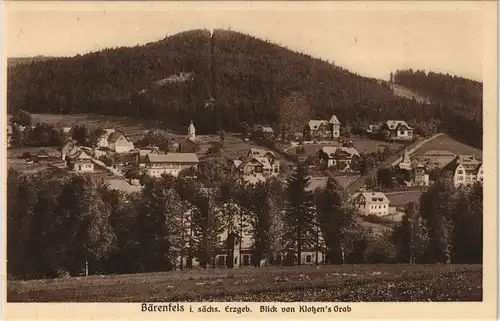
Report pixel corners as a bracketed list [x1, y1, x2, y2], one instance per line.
[6, 113, 483, 267]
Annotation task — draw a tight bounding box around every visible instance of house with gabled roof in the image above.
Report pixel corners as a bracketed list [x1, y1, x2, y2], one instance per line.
[304, 115, 342, 140]
[65, 148, 94, 173]
[145, 152, 199, 178]
[442, 154, 483, 187]
[107, 132, 135, 153]
[317, 146, 360, 171]
[304, 120, 331, 140]
[380, 120, 414, 141]
[350, 191, 391, 216]
[136, 146, 160, 166]
[232, 148, 280, 180]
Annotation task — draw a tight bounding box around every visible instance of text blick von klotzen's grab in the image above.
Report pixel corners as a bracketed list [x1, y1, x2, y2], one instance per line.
[141, 303, 352, 314]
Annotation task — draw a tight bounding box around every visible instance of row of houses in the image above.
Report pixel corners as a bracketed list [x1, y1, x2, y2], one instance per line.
[230, 148, 280, 181]
[302, 116, 414, 142]
[396, 149, 483, 187]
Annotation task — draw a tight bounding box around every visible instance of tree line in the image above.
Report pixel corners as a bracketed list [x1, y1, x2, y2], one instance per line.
[8, 163, 482, 280]
[393, 69, 482, 149]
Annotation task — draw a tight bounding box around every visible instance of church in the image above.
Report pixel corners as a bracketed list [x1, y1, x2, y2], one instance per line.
[177, 120, 199, 153]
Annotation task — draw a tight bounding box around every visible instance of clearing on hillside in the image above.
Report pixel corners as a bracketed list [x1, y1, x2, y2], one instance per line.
[287, 139, 405, 158]
[7, 264, 481, 302]
[388, 83, 431, 104]
[413, 134, 482, 160]
[386, 190, 424, 207]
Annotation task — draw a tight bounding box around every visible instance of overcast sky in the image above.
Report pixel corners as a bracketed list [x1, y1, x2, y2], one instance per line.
[4, 2, 485, 81]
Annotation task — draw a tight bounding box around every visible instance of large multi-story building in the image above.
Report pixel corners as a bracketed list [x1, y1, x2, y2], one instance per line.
[303, 115, 342, 140]
[350, 192, 391, 216]
[443, 154, 483, 186]
[317, 146, 360, 171]
[144, 153, 199, 178]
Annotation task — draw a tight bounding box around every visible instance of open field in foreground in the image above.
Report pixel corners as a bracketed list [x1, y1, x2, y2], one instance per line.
[8, 265, 481, 302]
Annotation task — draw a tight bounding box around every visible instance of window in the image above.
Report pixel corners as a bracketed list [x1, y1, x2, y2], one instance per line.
[457, 176, 463, 180]
[306, 255, 312, 263]
[218, 256, 226, 266]
[458, 170, 463, 174]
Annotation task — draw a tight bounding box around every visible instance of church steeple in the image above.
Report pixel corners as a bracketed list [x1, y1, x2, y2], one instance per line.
[398, 149, 412, 170]
[187, 120, 196, 141]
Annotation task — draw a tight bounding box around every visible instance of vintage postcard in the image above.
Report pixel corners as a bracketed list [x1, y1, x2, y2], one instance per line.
[2, 1, 497, 320]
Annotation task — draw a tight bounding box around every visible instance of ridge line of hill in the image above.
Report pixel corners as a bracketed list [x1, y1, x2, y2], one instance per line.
[7, 29, 482, 150]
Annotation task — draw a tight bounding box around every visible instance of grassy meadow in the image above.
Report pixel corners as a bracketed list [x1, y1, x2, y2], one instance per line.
[386, 190, 424, 207]
[7, 264, 482, 302]
[286, 139, 405, 158]
[413, 134, 482, 160]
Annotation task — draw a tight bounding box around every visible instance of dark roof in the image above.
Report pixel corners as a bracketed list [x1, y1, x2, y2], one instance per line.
[107, 132, 126, 143]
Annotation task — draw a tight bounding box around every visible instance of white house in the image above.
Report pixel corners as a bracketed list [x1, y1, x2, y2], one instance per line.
[144, 153, 199, 178]
[414, 163, 430, 186]
[317, 146, 360, 171]
[231, 148, 280, 179]
[107, 132, 135, 153]
[65, 148, 94, 173]
[350, 192, 391, 216]
[381, 120, 414, 141]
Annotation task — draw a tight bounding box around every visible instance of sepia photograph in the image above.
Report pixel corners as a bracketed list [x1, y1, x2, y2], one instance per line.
[2, 1, 496, 316]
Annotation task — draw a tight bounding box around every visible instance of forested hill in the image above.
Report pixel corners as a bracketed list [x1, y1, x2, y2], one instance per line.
[393, 70, 482, 148]
[7, 29, 480, 147]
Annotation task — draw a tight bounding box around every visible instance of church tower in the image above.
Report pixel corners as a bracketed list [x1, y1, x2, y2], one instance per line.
[187, 120, 196, 141]
[398, 149, 412, 170]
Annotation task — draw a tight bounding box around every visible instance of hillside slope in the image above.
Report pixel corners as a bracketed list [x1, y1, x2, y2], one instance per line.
[7, 29, 472, 139]
[393, 69, 482, 148]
